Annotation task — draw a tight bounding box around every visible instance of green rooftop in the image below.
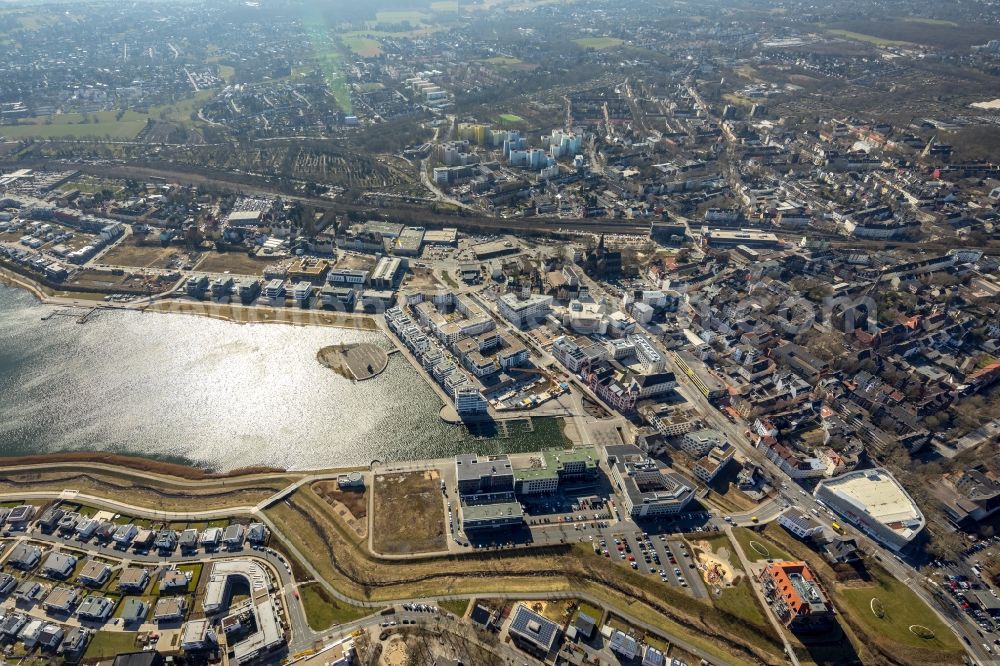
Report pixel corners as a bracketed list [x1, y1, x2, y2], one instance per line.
[546, 447, 598, 472]
[514, 465, 558, 481]
[512, 447, 598, 482]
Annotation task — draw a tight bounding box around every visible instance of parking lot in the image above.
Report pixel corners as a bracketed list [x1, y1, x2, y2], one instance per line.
[590, 527, 709, 598]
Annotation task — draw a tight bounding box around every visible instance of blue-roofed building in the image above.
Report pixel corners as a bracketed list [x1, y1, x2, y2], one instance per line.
[642, 644, 665, 666]
[507, 604, 560, 658]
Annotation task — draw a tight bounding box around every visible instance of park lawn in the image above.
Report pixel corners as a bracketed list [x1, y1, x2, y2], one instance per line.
[839, 565, 961, 651]
[497, 113, 525, 123]
[430, 1, 459, 10]
[147, 89, 216, 124]
[302, 13, 352, 113]
[83, 632, 139, 661]
[0, 112, 148, 140]
[343, 36, 382, 58]
[573, 36, 624, 49]
[826, 29, 915, 47]
[731, 527, 793, 563]
[299, 582, 368, 630]
[58, 176, 118, 194]
[439, 599, 470, 617]
[0, 90, 216, 141]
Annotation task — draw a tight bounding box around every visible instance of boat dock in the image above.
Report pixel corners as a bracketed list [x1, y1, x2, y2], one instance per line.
[40, 306, 102, 324]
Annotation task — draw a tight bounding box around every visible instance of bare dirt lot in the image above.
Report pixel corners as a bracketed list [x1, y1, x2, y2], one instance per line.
[101, 238, 191, 269]
[194, 251, 274, 276]
[372, 471, 446, 554]
[313, 481, 368, 539]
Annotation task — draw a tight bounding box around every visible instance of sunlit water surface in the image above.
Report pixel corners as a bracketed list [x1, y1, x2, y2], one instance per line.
[0, 285, 566, 470]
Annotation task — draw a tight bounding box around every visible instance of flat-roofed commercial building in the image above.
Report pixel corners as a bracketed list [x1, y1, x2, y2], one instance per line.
[606, 445, 695, 518]
[778, 508, 823, 540]
[513, 448, 599, 494]
[287, 258, 330, 285]
[472, 240, 519, 260]
[454, 385, 488, 416]
[203, 560, 273, 616]
[703, 228, 782, 249]
[226, 210, 264, 229]
[680, 428, 727, 458]
[692, 445, 734, 483]
[327, 269, 369, 287]
[497, 292, 552, 329]
[371, 256, 404, 289]
[759, 561, 835, 632]
[424, 228, 458, 246]
[459, 501, 524, 531]
[394, 227, 426, 256]
[814, 468, 924, 551]
[456, 454, 514, 499]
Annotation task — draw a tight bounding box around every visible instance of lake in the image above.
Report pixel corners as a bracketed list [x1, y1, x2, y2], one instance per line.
[0, 284, 567, 470]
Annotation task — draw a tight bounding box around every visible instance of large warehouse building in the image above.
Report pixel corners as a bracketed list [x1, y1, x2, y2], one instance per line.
[814, 468, 924, 551]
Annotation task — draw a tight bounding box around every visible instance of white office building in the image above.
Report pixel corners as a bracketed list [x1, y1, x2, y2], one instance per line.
[497, 293, 552, 329]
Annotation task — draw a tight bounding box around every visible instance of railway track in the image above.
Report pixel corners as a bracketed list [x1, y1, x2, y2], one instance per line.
[2, 158, 653, 236]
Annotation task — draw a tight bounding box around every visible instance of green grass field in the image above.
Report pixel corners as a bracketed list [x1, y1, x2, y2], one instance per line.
[343, 36, 382, 58]
[826, 29, 915, 47]
[573, 36, 624, 49]
[731, 527, 793, 563]
[83, 632, 139, 661]
[299, 583, 369, 630]
[713, 578, 769, 630]
[303, 12, 353, 113]
[839, 566, 961, 650]
[497, 113, 525, 124]
[439, 599, 470, 617]
[430, 1, 459, 11]
[0, 89, 216, 141]
[0, 112, 148, 140]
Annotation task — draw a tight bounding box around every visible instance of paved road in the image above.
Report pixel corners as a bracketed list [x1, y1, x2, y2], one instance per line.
[725, 525, 800, 666]
[0, 489, 737, 665]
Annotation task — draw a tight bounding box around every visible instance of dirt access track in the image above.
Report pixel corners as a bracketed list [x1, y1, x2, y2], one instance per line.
[0, 453, 305, 512]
